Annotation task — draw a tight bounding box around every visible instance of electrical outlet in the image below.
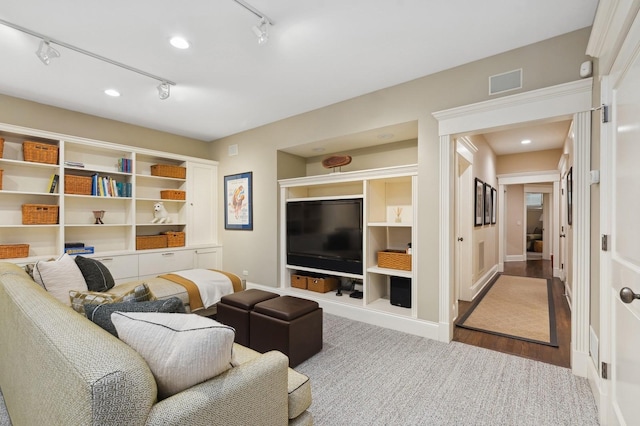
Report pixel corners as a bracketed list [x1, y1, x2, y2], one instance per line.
[242, 270, 249, 276]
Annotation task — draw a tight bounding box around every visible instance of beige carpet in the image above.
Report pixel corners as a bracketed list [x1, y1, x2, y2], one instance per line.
[456, 274, 558, 346]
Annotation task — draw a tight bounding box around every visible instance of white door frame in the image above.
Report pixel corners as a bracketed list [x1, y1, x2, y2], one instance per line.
[455, 137, 476, 303]
[433, 79, 592, 377]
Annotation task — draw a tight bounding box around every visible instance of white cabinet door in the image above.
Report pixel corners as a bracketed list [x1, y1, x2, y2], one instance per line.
[92, 254, 139, 282]
[194, 247, 223, 269]
[138, 249, 195, 277]
[187, 162, 217, 246]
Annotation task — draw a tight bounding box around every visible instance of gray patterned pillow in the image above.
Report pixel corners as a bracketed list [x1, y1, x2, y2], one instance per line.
[85, 297, 186, 336]
[75, 256, 115, 292]
[69, 283, 155, 315]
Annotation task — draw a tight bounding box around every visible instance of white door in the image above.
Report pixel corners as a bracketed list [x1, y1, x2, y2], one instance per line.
[609, 29, 640, 425]
[187, 162, 217, 246]
[455, 152, 473, 303]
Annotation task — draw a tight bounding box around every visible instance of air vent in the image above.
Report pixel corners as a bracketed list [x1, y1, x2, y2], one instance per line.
[489, 69, 522, 95]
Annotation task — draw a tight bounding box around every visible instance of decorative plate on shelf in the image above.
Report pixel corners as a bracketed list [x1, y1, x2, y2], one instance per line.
[322, 155, 352, 169]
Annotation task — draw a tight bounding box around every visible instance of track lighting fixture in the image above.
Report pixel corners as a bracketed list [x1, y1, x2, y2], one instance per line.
[0, 18, 176, 100]
[35, 40, 60, 65]
[157, 82, 170, 100]
[251, 18, 269, 45]
[232, 0, 274, 45]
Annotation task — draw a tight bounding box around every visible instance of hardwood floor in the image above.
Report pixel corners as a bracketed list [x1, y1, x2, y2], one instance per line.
[453, 260, 571, 368]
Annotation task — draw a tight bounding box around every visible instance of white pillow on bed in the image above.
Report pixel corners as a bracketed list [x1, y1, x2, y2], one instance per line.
[111, 312, 236, 399]
[32, 253, 88, 305]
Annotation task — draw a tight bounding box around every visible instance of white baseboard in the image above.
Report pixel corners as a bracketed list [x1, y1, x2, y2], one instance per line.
[470, 265, 498, 301]
[572, 348, 589, 378]
[246, 282, 440, 340]
[505, 254, 526, 262]
[587, 355, 610, 425]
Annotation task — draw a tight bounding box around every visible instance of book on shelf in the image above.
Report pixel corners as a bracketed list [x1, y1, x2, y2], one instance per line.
[64, 242, 85, 248]
[64, 161, 85, 168]
[64, 246, 94, 255]
[48, 174, 59, 193]
[118, 158, 132, 173]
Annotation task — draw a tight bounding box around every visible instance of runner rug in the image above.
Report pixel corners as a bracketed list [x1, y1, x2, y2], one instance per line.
[456, 274, 558, 347]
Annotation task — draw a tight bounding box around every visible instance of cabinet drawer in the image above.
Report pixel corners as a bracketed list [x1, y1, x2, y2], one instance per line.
[138, 250, 195, 276]
[92, 255, 139, 281]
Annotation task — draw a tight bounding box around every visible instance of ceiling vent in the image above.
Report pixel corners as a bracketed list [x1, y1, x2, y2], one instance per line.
[489, 69, 522, 95]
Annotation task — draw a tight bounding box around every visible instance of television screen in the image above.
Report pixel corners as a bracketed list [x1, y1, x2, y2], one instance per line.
[286, 199, 363, 275]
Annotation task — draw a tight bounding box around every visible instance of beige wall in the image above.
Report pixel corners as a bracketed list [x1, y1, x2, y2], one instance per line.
[496, 149, 563, 175]
[0, 94, 210, 159]
[210, 28, 592, 323]
[505, 185, 526, 256]
[467, 134, 498, 282]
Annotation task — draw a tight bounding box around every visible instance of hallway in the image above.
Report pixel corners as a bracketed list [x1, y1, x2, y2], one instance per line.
[454, 260, 571, 368]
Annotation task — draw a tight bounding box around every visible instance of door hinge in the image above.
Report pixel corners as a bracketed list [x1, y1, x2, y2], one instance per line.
[602, 234, 609, 251]
[601, 362, 608, 379]
[593, 104, 610, 123]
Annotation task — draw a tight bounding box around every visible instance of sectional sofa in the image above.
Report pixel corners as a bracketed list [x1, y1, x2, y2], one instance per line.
[0, 262, 313, 425]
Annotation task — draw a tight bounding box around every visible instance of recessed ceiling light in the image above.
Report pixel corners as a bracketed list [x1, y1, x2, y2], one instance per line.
[170, 36, 190, 49]
[104, 89, 120, 97]
[312, 147, 326, 153]
[521, 139, 532, 145]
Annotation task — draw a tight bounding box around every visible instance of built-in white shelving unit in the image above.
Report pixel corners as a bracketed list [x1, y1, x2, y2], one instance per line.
[0, 123, 221, 274]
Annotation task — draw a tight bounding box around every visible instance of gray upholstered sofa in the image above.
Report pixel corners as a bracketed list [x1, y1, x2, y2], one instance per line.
[0, 262, 313, 425]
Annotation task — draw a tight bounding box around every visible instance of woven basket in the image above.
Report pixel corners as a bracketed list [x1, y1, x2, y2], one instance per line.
[22, 204, 59, 225]
[0, 169, 3, 190]
[0, 138, 4, 158]
[136, 235, 168, 250]
[151, 164, 186, 179]
[23, 141, 58, 165]
[291, 274, 308, 289]
[160, 190, 186, 200]
[64, 175, 92, 195]
[164, 231, 185, 247]
[378, 250, 412, 271]
[0, 244, 29, 259]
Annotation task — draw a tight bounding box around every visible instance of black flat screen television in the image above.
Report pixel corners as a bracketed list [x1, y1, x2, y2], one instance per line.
[286, 198, 363, 275]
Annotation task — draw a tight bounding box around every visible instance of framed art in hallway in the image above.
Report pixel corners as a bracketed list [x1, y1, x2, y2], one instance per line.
[567, 167, 573, 226]
[224, 171, 253, 230]
[491, 187, 497, 224]
[474, 178, 484, 226]
[483, 183, 492, 225]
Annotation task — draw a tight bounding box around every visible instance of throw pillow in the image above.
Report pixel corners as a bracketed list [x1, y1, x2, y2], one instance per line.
[69, 283, 156, 315]
[85, 297, 185, 336]
[74, 256, 115, 292]
[32, 253, 88, 305]
[111, 312, 236, 399]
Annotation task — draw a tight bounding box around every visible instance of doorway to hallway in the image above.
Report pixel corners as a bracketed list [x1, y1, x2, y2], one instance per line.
[454, 259, 570, 368]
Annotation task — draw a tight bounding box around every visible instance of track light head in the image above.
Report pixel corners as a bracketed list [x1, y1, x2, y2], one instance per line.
[157, 82, 170, 100]
[35, 40, 60, 65]
[251, 17, 269, 45]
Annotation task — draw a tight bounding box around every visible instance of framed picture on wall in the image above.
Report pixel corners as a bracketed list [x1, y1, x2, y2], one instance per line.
[474, 178, 484, 227]
[224, 171, 253, 230]
[567, 167, 573, 226]
[491, 187, 497, 224]
[484, 183, 492, 225]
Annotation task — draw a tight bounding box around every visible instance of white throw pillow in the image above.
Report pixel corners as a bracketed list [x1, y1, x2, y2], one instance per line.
[32, 253, 88, 305]
[111, 312, 236, 399]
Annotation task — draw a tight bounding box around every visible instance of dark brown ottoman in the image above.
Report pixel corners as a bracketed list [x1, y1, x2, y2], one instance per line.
[216, 289, 279, 346]
[250, 296, 323, 367]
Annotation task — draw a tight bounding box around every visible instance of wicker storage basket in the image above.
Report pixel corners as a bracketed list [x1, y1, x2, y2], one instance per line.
[136, 235, 168, 250]
[22, 204, 59, 225]
[0, 169, 3, 190]
[291, 274, 308, 289]
[151, 164, 186, 179]
[0, 138, 4, 158]
[23, 141, 58, 165]
[307, 276, 339, 293]
[160, 190, 186, 200]
[378, 250, 412, 271]
[64, 175, 92, 195]
[164, 231, 185, 247]
[0, 244, 29, 259]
